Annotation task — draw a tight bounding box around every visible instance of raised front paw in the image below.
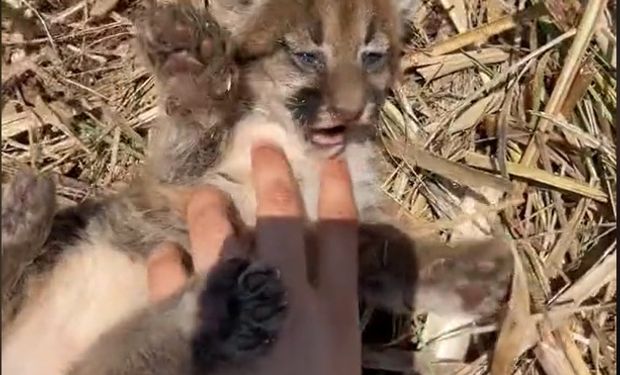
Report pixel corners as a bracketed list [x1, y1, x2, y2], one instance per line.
[136, 4, 234, 97]
[192, 258, 287, 369]
[2, 169, 56, 251]
[136, 4, 238, 126]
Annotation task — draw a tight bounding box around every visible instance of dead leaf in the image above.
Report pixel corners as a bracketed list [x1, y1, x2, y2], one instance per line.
[533, 322, 578, 375]
[415, 49, 509, 80]
[448, 93, 502, 133]
[32, 96, 92, 155]
[490, 243, 538, 375]
[555, 249, 617, 306]
[1, 56, 35, 87]
[1, 109, 39, 138]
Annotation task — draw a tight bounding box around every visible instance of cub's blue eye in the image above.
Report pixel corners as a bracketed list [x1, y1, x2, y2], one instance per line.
[293, 52, 323, 69]
[362, 51, 387, 72]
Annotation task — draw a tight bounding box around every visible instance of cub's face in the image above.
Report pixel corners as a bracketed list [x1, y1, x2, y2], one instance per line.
[214, 0, 415, 155]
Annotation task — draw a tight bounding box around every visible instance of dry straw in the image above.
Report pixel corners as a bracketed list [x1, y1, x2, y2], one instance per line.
[1, 0, 616, 374]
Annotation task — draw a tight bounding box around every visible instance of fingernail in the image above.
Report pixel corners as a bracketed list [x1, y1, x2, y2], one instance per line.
[251, 141, 283, 154]
[251, 143, 288, 165]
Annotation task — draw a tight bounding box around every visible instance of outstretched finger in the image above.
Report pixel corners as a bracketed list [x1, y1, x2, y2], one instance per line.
[147, 242, 188, 302]
[251, 144, 309, 297]
[186, 187, 234, 273]
[316, 157, 359, 306]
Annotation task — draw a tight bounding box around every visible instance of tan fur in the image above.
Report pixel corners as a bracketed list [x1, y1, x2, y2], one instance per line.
[2, 240, 148, 375]
[194, 0, 408, 224]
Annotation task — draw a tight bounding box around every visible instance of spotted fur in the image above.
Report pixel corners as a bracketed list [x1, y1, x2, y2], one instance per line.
[1, 1, 513, 374]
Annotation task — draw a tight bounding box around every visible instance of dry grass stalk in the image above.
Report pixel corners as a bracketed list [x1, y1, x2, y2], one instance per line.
[435, 28, 577, 129]
[404, 48, 509, 79]
[556, 325, 593, 375]
[1, 0, 616, 374]
[490, 244, 537, 375]
[518, 0, 608, 167]
[448, 92, 503, 133]
[464, 152, 608, 202]
[544, 198, 590, 276]
[560, 61, 597, 118]
[533, 325, 578, 375]
[385, 138, 514, 192]
[411, 2, 547, 57]
[404, 46, 506, 67]
[437, 0, 469, 33]
[554, 247, 617, 306]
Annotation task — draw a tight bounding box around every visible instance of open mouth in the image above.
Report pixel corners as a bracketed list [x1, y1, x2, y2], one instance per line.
[309, 125, 347, 147]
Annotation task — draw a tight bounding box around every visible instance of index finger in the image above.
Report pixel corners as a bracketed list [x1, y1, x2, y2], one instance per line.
[251, 144, 309, 297]
[252, 144, 304, 218]
[317, 157, 358, 220]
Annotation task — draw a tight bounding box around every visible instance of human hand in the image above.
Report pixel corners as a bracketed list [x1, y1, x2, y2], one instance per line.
[147, 144, 361, 375]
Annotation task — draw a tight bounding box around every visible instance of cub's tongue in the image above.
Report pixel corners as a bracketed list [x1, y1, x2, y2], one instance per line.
[311, 132, 345, 146]
[310, 125, 347, 146]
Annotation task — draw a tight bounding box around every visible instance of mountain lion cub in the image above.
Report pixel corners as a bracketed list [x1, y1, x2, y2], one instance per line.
[2, 0, 513, 374]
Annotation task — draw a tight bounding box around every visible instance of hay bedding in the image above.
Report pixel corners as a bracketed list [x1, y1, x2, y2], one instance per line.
[1, 0, 616, 373]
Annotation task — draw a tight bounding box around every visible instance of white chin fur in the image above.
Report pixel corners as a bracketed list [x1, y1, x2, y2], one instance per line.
[215, 111, 310, 180]
[209, 111, 380, 225]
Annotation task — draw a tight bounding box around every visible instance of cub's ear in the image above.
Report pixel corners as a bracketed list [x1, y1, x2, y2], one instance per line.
[392, 0, 421, 44]
[392, 0, 421, 17]
[226, 1, 304, 61]
[207, 0, 258, 32]
[207, 0, 286, 59]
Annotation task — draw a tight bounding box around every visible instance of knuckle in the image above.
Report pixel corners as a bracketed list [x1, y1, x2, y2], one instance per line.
[148, 243, 182, 266]
[207, 219, 233, 239]
[264, 182, 300, 214]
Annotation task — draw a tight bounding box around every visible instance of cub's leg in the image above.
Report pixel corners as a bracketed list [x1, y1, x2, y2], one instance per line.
[358, 223, 514, 371]
[358, 224, 513, 318]
[67, 258, 287, 375]
[1, 170, 56, 326]
[134, 3, 241, 184]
